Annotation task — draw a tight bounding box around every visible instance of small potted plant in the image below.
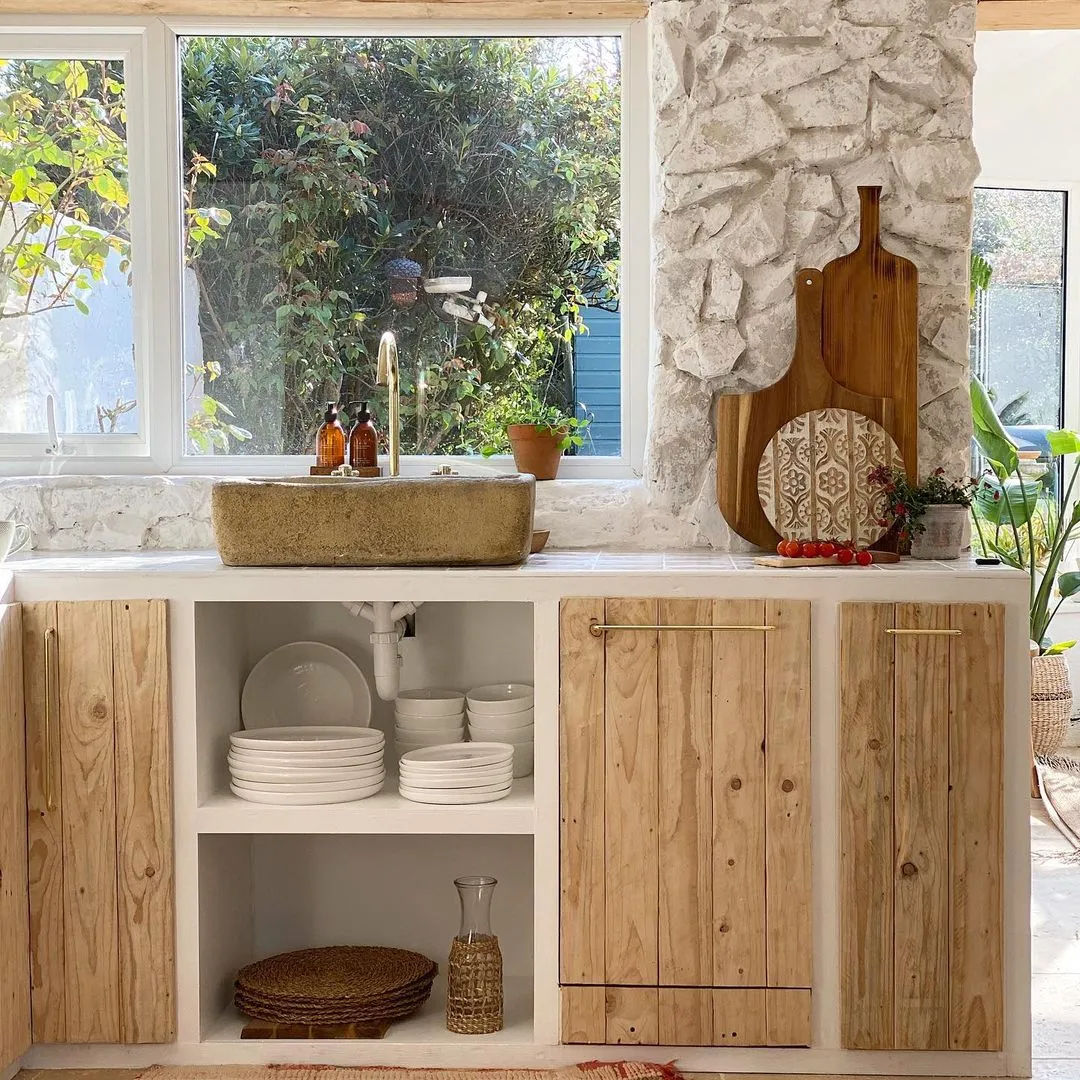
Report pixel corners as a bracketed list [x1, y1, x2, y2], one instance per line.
[868, 465, 976, 559]
[480, 391, 590, 481]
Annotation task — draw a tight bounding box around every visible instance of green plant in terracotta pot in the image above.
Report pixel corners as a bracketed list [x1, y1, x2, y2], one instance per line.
[479, 390, 590, 481]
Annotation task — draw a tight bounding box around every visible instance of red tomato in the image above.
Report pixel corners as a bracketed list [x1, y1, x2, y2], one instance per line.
[855, 549, 873, 566]
[777, 540, 788, 555]
[818, 541, 836, 558]
[801, 541, 819, 558]
[782, 540, 801, 558]
[836, 547, 854, 565]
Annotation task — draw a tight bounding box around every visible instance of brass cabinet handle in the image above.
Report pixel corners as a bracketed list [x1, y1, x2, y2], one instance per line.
[43, 626, 58, 812]
[590, 620, 776, 637]
[885, 628, 963, 637]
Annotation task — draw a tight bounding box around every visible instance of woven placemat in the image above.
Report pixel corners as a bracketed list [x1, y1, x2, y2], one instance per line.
[236, 973, 435, 1011]
[236, 946, 436, 1005]
[235, 980, 434, 1024]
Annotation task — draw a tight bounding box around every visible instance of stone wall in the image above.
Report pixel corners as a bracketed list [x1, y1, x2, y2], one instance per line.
[645, 0, 979, 546]
[0, 0, 979, 552]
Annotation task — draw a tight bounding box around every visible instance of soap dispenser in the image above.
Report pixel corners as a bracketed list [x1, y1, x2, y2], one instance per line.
[315, 402, 346, 469]
[349, 402, 379, 470]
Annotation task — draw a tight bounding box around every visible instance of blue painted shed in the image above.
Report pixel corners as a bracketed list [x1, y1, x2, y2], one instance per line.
[573, 306, 621, 456]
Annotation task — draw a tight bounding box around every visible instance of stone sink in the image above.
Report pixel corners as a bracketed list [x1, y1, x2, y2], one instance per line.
[211, 474, 536, 567]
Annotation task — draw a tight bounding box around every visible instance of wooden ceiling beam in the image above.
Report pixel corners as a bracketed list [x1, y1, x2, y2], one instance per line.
[978, 0, 1080, 30]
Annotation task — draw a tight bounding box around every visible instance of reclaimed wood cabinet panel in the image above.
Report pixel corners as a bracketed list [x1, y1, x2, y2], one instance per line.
[24, 600, 175, 1045]
[559, 596, 812, 1047]
[0, 604, 30, 1073]
[839, 601, 1004, 1052]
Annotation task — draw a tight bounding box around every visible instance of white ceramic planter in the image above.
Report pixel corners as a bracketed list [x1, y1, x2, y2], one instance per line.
[910, 503, 969, 560]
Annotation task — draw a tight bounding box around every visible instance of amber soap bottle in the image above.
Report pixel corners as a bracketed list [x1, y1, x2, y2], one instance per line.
[315, 402, 346, 468]
[349, 402, 379, 469]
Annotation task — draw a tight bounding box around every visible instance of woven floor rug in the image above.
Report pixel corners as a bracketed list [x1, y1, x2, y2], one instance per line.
[138, 1063, 681, 1080]
[1037, 751, 1080, 854]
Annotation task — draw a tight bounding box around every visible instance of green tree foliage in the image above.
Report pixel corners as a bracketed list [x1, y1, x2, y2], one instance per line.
[180, 35, 621, 455]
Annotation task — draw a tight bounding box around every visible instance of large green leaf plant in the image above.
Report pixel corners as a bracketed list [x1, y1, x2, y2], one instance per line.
[971, 375, 1080, 654]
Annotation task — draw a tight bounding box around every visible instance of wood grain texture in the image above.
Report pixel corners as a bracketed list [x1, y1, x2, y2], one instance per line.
[657, 599, 713, 987]
[839, 602, 895, 1050]
[0, 0, 649, 15]
[23, 601, 65, 1044]
[710, 988, 767, 1047]
[559, 598, 606, 985]
[819, 186, 919, 480]
[658, 988, 712, 1046]
[560, 986, 606, 1044]
[0, 604, 30, 1071]
[58, 602, 120, 1044]
[716, 267, 896, 548]
[949, 603, 1005, 1052]
[603, 598, 658, 986]
[112, 600, 175, 1044]
[893, 604, 950, 1051]
[766, 988, 812, 1047]
[604, 987, 658, 1045]
[978, 0, 1080, 29]
[711, 600, 766, 987]
[764, 600, 811, 988]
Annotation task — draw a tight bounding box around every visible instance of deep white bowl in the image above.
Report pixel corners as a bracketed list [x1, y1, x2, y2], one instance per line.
[465, 683, 534, 715]
[394, 710, 466, 732]
[466, 707, 533, 729]
[394, 688, 467, 718]
[469, 723, 533, 745]
[511, 743, 534, 778]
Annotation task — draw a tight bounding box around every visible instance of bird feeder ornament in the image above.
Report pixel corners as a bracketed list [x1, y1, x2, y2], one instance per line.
[385, 257, 422, 308]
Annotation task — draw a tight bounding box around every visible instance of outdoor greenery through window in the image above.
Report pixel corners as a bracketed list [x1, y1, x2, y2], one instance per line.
[0, 56, 135, 437]
[179, 35, 622, 459]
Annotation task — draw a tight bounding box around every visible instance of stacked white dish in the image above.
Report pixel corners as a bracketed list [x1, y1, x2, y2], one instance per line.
[398, 743, 514, 804]
[394, 688, 466, 757]
[228, 726, 385, 805]
[466, 683, 534, 778]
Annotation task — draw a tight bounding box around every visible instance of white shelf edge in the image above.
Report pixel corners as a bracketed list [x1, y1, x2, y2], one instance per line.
[195, 777, 536, 834]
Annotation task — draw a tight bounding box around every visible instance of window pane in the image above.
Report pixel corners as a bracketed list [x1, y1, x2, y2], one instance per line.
[971, 187, 1066, 431]
[179, 36, 622, 457]
[0, 58, 135, 436]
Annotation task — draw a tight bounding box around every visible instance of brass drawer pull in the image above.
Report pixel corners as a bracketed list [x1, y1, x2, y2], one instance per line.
[589, 620, 776, 637]
[44, 626, 58, 812]
[885, 628, 962, 637]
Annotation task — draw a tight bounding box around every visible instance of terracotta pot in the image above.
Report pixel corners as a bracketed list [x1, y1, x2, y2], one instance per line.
[910, 504, 968, 560]
[507, 424, 566, 481]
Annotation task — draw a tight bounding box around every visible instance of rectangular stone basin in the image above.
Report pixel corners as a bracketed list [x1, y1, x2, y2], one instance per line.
[211, 474, 536, 567]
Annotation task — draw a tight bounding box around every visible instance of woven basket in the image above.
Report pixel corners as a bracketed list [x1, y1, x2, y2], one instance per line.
[446, 935, 503, 1034]
[1032, 653, 1073, 756]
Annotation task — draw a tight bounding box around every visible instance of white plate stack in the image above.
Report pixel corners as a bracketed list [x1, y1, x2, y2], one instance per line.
[394, 689, 467, 757]
[228, 726, 386, 805]
[466, 683, 534, 778]
[398, 743, 514, 804]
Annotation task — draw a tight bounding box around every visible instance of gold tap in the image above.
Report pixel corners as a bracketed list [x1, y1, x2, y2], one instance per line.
[376, 331, 400, 477]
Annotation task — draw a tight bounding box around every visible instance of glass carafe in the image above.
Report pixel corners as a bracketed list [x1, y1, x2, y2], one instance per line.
[446, 875, 503, 1034]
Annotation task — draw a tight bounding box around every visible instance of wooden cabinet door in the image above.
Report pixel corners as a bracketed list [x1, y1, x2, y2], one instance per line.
[559, 597, 812, 1047]
[0, 603, 30, 1073]
[24, 600, 175, 1045]
[840, 602, 1004, 1051]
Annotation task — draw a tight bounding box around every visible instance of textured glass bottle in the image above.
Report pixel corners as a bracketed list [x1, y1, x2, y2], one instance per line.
[446, 875, 503, 1034]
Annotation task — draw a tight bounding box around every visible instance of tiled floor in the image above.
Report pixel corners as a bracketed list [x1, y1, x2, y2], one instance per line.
[13, 821, 1080, 1080]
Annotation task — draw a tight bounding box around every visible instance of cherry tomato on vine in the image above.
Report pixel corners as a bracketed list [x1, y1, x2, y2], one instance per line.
[836, 547, 854, 565]
[818, 541, 836, 558]
[855, 550, 873, 566]
[801, 541, 819, 558]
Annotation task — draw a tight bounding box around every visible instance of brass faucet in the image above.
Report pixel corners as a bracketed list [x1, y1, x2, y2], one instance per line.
[376, 330, 400, 477]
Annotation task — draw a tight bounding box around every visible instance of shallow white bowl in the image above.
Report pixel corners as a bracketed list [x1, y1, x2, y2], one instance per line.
[395, 725, 465, 741]
[399, 742, 513, 769]
[468, 723, 533, 745]
[394, 711, 467, 732]
[394, 688, 466, 718]
[399, 765, 513, 787]
[465, 707, 533, 730]
[465, 683, 534, 715]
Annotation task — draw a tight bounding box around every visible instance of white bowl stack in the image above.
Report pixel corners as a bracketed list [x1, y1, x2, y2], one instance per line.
[228, 726, 386, 804]
[398, 743, 514, 804]
[394, 689, 467, 757]
[466, 683, 534, 778]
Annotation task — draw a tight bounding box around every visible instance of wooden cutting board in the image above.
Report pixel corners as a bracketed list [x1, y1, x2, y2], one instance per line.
[820, 185, 919, 478]
[716, 268, 896, 549]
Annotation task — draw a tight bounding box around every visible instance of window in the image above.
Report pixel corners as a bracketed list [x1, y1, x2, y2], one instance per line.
[0, 20, 643, 475]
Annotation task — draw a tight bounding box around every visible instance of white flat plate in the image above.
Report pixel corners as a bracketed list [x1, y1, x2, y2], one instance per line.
[398, 770, 512, 790]
[233, 774, 384, 793]
[399, 759, 511, 781]
[230, 726, 382, 752]
[230, 782, 382, 805]
[399, 743, 513, 769]
[229, 763, 385, 783]
[398, 784, 512, 805]
[241, 643, 371, 729]
[228, 748, 384, 769]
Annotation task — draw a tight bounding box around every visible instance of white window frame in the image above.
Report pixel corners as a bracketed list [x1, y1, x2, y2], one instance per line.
[0, 14, 649, 479]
